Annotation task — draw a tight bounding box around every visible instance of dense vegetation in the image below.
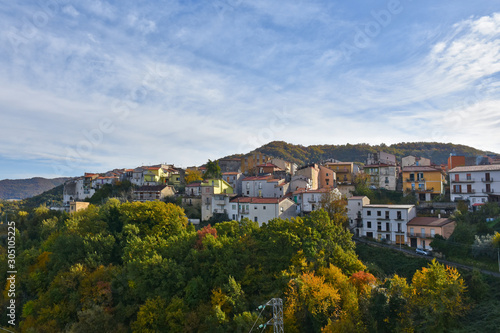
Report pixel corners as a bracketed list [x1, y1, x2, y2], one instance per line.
[0, 199, 477, 332]
[0, 177, 69, 200]
[236, 141, 495, 166]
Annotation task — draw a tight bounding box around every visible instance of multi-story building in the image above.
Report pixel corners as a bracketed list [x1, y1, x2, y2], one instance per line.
[402, 166, 446, 201]
[295, 164, 320, 189]
[402, 156, 431, 167]
[324, 162, 356, 185]
[407, 216, 456, 250]
[347, 196, 370, 234]
[223, 172, 244, 195]
[291, 188, 331, 214]
[358, 202, 417, 245]
[241, 175, 288, 198]
[363, 164, 398, 191]
[367, 151, 397, 166]
[241, 152, 271, 174]
[227, 197, 297, 225]
[201, 179, 234, 221]
[449, 165, 500, 209]
[318, 166, 335, 189]
[133, 185, 175, 202]
[270, 158, 297, 175]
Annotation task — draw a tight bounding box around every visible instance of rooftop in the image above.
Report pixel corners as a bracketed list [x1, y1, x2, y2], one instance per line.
[407, 217, 455, 227]
[230, 197, 291, 204]
[449, 165, 500, 172]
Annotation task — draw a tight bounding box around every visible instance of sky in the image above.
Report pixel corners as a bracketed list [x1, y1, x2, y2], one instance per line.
[1, 0, 500, 179]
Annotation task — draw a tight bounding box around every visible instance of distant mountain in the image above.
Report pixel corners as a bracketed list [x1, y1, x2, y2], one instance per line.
[235, 141, 496, 166]
[0, 177, 70, 200]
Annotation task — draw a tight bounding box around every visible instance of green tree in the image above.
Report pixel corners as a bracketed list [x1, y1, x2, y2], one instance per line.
[318, 189, 349, 228]
[203, 160, 223, 180]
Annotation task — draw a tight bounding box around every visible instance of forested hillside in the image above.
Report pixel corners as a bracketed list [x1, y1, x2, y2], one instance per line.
[238, 141, 494, 166]
[0, 177, 69, 200]
[0, 200, 474, 332]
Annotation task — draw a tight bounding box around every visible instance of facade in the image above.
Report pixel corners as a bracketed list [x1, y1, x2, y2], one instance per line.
[289, 174, 313, 192]
[133, 185, 175, 202]
[241, 175, 287, 198]
[227, 197, 297, 226]
[295, 164, 320, 189]
[402, 166, 446, 201]
[402, 156, 431, 167]
[69, 201, 90, 213]
[270, 158, 297, 175]
[185, 182, 202, 196]
[92, 176, 119, 190]
[318, 166, 336, 189]
[324, 162, 356, 185]
[256, 163, 283, 175]
[200, 179, 234, 221]
[223, 172, 244, 195]
[358, 203, 417, 245]
[63, 178, 96, 209]
[291, 188, 330, 214]
[347, 196, 371, 233]
[407, 217, 456, 250]
[367, 152, 397, 166]
[241, 152, 271, 174]
[449, 165, 500, 208]
[363, 164, 398, 191]
[218, 158, 242, 173]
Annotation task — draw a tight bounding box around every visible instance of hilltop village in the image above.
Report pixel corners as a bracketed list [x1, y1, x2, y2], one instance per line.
[62, 151, 500, 252]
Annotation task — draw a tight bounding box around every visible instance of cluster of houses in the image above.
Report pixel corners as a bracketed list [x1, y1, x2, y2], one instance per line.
[62, 151, 500, 250]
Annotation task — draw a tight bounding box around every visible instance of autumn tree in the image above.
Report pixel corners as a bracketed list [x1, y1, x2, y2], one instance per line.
[318, 188, 348, 228]
[185, 169, 203, 184]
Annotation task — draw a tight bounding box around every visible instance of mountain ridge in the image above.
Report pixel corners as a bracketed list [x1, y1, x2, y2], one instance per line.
[0, 177, 70, 200]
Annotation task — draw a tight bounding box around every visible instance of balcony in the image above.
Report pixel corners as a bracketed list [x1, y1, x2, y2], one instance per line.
[408, 232, 435, 239]
[240, 210, 249, 215]
[452, 189, 475, 194]
[482, 178, 494, 182]
[453, 179, 474, 183]
[308, 198, 317, 203]
[482, 189, 495, 194]
[395, 230, 405, 234]
[406, 178, 425, 182]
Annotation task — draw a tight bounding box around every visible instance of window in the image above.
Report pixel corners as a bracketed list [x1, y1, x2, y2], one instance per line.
[466, 173, 471, 180]
[430, 229, 435, 237]
[232, 204, 236, 210]
[409, 173, 415, 181]
[419, 184, 424, 189]
[254, 206, 257, 209]
[254, 217, 258, 222]
[386, 222, 390, 231]
[247, 191, 250, 195]
[386, 234, 390, 240]
[410, 227, 414, 235]
[421, 228, 425, 237]
[326, 173, 329, 176]
[232, 214, 236, 220]
[397, 211, 402, 219]
[454, 174, 459, 181]
[263, 206, 266, 210]
[377, 222, 382, 231]
[367, 221, 372, 228]
[377, 211, 381, 217]
[367, 211, 372, 216]
[385, 211, 389, 219]
[485, 172, 491, 181]
[397, 223, 402, 232]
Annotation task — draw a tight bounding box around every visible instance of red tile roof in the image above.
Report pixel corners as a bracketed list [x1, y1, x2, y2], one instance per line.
[407, 217, 455, 227]
[242, 175, 273, 181]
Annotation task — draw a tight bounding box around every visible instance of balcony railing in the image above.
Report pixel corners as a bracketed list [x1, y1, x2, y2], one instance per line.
[452, 190, 475, 194]
[482, 178, 494, 182]
[453, 179, 474, 183]
[406, 178, 425, 182]
[240, 210, 249, 215]
[408, 232, 435, 239]
[482, 189, 495, 194]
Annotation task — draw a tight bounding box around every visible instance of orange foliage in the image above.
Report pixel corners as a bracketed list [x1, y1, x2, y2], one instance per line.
[195, 224, 218, 249]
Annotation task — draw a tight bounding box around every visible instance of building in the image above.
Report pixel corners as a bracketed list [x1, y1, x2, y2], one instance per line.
[270, 158, 297, 175]
[295, 164, 320, 189]
[63, 177, 96, 210]
[218, 158, 242, 173]
[402, 155, 431, 167]
[363, 164, 398, 191]
[201, 179, 234, 221]
[256, 163, 283, 175]
[92, 176, 119, 190]
[133, 185, 175, 202]
[358, 202, 417, 245]
[318, 165, 335, 189]
[69, 201, 90, 213]
[407, 217, 456, 250]
[227, 197, 297, 226]
[222, 172, 244, 195]
[241, 152, 271, 174]
[367, 151, 397, 166]
[185, 181, 203, 196]
[324, 162, 356, 185]
[449, 165, 500, 209]
[347, 196, 371, 234]
[291, 188, 331, 214]
[241, 175, 288, 198]
[402, 166, 447, 201]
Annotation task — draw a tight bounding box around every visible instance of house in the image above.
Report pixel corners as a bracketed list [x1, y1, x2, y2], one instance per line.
[201, 179, 234, 221]
[358, 202, 417, 245]
[218, 158, 242, 173]
[347, 196, 371, 234]
[69, 201, 90, 213]
[318, 165, 336, 189]
[185, 181, 203, 196]
[63, 177, 96, 209]
[407, 217, 456, 250]
[367, 151, 397, 166]
[402, 166, 446, 201]
[241, 175, 288, 198]
[291, 188, 331, 214]
[270, 158, 297, 175]
[223, 172, 244, 195]
[295, 164, 320, 189]
[324, 162, 356, 185]
[92, 175, 119, 190]
[402, 155, 431, 167]
[363, 164, 398, 191]
[133, 185, 175, 202]
[241, 152, 272, 174]
[449, 164, 500, 209]
[256, 163, 283, 175]
[227, 197, 297, 226]
[289, 174, 313, 192]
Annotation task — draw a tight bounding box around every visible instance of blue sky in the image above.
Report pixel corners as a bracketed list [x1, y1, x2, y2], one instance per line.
[1, 0, 500, 179]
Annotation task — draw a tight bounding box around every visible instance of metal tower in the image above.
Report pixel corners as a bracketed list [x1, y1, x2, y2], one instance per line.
[249, 298, 284, 333]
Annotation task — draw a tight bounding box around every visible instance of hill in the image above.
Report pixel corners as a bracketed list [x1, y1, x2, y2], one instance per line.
[0, 177, 70, 200]
[239, 141, 495, 166]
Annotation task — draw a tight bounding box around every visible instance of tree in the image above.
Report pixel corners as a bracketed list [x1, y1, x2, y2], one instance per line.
[185, 169, 203, 184]
[318, 189, 348, 228]
[203, 160, 222, 180]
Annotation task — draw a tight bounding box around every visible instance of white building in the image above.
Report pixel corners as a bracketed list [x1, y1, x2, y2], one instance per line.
[241, 175, 288, 198]
[449, 165, 500, 209]
[291, 188, 331, 214]
[223, 172, 244, 195]
[227, 197, 297, 226]
[347, 196, 371, 234]
[402, 155, 431, 167]
[358, 202, 416, 245]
